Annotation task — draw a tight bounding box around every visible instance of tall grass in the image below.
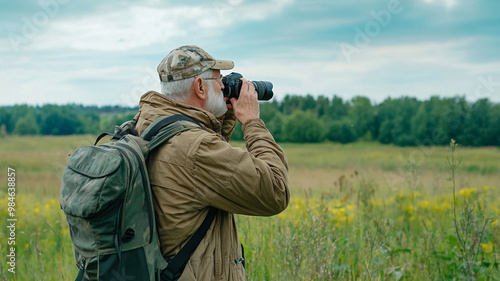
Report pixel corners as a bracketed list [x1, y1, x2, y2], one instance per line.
[235, 140, 500, 280]
[0, 136, 499, 280]
[238, 182, 499, 280]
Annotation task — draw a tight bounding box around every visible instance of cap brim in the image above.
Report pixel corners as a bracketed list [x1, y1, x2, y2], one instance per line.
[211, 59, 234, 70]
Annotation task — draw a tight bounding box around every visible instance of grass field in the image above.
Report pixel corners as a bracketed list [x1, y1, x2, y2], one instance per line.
[0, 135, 499, 280]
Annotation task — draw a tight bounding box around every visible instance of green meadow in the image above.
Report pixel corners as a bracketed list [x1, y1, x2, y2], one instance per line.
[0, 135, 499, 280]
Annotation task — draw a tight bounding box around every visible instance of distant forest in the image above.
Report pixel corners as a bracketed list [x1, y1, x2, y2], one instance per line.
[1, 95, 499, 147]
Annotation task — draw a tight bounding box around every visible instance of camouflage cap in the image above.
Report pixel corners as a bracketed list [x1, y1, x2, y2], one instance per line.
[157, 45, 234, 82]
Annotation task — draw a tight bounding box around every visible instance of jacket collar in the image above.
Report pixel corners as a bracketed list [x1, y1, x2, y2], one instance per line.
[138, 91, 223, 133]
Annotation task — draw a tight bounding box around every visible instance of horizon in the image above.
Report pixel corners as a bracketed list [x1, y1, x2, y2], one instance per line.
[0, 93, 499, 108]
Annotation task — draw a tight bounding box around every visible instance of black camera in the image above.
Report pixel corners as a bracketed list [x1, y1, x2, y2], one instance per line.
[221, 72, 273, 101]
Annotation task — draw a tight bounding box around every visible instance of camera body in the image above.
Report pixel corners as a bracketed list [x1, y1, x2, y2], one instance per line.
[222, 72, 273, 101]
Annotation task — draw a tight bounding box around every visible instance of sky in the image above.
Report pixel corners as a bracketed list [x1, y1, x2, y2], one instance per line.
[1, 0, 499, 107]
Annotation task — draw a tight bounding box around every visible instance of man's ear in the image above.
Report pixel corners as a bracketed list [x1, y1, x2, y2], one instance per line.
[193, 77, 207, 100]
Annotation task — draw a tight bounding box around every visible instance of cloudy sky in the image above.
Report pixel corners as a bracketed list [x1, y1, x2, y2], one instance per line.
[1, 0, 499, 106]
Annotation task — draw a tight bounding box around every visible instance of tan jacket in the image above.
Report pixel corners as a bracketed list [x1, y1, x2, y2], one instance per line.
[135, 91, 290, 281]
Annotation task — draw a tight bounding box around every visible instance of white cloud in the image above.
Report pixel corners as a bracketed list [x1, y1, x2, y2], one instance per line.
[0, 60, 134, 105]
[422, 0, 458, 8]
[236, 39, 500, 103]
[2, 0, 499, 107]
[343, 38, 500, 76]
[29, 0, 294, 52]
[0, 0, 296, 105]
[5, 37, 498, 106]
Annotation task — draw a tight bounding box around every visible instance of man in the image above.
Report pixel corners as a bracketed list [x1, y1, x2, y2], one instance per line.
[135, 45, 290, 281]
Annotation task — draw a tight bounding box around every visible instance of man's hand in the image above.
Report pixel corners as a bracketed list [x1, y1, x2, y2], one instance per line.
[229, 78, 260, 125]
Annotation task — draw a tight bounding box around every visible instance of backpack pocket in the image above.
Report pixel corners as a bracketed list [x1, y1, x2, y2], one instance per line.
[60, 146, 128, 218]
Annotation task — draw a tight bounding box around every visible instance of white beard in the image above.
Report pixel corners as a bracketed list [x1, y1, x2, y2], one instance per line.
[204, 82, 228, 117]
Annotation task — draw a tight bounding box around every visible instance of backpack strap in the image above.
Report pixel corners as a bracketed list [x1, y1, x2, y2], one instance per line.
[141, 114, 216, 280]
[161, 208, 217, 281]
[141, 115, 202, 152]
[142, 115, 201, 141]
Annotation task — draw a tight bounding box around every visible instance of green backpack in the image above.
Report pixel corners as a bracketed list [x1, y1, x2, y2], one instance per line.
[60, 114, 215, 281]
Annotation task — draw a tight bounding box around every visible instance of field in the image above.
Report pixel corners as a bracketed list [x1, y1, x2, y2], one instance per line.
[0, 135, 499, 280]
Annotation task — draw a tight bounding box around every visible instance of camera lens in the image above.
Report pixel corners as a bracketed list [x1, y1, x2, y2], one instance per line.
[251, 81, 273, 101]
[222, 72, 273, 101]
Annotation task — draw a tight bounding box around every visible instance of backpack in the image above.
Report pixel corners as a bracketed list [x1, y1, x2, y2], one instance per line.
[60, 114, 216, 281]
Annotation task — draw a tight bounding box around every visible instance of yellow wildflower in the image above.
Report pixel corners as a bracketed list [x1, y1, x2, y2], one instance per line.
[481, 243, 494, 253]
[458, 188, 477, 198]
[403, 205, 415, 215]
[418, 201, 430, 209]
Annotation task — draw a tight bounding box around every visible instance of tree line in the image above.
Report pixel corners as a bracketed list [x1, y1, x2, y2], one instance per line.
[1, 95, 499, 147]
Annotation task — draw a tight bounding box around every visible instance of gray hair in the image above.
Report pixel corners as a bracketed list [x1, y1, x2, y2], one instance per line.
[160, 70, 214, 103]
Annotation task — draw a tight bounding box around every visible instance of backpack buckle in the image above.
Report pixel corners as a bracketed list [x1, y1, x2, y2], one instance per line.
[76, 256, 86, 270]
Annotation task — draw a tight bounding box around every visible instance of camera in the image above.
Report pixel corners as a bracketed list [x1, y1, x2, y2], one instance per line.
[221, 72, 273, 101]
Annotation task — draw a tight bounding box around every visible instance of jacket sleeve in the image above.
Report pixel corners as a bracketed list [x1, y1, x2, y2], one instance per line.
[193, 118, 289, 216]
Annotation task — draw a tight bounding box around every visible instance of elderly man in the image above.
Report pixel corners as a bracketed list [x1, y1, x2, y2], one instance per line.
[135, 45, 289, 281]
